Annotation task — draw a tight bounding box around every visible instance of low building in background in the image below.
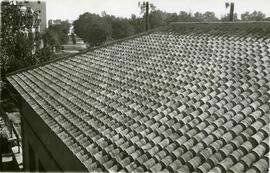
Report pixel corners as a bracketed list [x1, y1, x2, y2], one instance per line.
[48, 19, 62, 27]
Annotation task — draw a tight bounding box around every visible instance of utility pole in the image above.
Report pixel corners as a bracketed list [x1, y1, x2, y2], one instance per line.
[145, 1, 149, 31]
[229, 2, 234, 21]
[225, 2, 235, 21]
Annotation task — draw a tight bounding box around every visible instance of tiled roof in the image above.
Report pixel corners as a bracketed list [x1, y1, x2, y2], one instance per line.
[7, 22, 270, 172]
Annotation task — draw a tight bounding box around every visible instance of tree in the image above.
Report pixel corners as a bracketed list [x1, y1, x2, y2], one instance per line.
[101, 13, 135, 40]
[43, 29, 61, 52]
[1, 1, 56, 77]
[44, 20, 71, 52]
[164, 12, 179, 24]
[138, 1, 157, 31]
[241, 11, 266, 21]
[73, 13, 112, 46]
[129, 14, 144, 34]
[193, 12, 204, 22]
[178, 11, 193, 22]
[48, 21, 71, 44]
[221, 13, 238, 21]
[111, 18, 134, 39]
[203, 11, 219, 21]
[1, 1, 37, 76]
[71, 33, 76, 44]
[138, 1, 156, 14]
[149, 10, 166, 29]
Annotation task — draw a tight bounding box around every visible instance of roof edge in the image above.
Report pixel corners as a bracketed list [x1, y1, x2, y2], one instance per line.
[6, 25, 169, 77]
[169, 21, 270, 30]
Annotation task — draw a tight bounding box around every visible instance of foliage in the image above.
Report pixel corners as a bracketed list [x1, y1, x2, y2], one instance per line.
[241, 11, 266, 21]
[1, 1, 35, 75]
[221, 13, 239, 21]
[111, 18, 134, 39]
[73, 13, 112, 46]
[193, 12, 204, 22]
[147, 10, 219, 28]
[138, 1, 156, 14]
[73, 3, 268, 47]
[43, 29, 61, 50]
[43, 21, 71, 52]
[1, 1, 54, 77]
[148, 10, 166, 28]
[73, 9, 220, 46]
[164, 12, 179, 23]
[202, 11, 219, 21]
[71, 33, 76, 44]
[34, 47, 56, 63]
[101, 11, 134, 40]
[48, 21, 71, 44]
[129, 14, 144, 34]
[177, 11, 193, 22]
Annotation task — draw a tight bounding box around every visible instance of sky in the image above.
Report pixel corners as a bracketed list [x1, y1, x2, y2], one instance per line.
[45, 0, 270, 21]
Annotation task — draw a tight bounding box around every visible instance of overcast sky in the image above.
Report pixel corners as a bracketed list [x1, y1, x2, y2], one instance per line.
[46, 0, 270, 21]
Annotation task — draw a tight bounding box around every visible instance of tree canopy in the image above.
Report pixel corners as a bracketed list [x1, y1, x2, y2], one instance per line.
[48, 21, 70, 44]
[73, 13, 112, 46]
[111, 17, 134, 39]
[241, 11, 266, 21]
[44, 20, 71, 51]
[1, 1, 55, 77]
[1, 1, 37, 75]
[73, 10, 223, 47]
[71, 5, 268, 47]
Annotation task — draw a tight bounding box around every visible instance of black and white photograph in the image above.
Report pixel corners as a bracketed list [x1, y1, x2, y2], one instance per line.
[1, 0, 270, 172]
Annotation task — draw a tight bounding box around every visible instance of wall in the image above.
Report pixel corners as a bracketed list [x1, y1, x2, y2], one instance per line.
[19, 95, 88, 171]
[21, 116, 61, 171]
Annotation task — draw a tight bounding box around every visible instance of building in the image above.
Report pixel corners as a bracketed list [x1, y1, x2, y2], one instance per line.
[6, 22, 270, 172]
[48, 19, 74, 34]
[48, 19, 62, 27]
[18, 1, 46, 33]
[16, 1, 46, 53]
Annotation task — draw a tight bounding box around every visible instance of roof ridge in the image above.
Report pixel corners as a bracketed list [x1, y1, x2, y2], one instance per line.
[6, 25, 169, 77]
[169, 21, 270, 29]
[171, 21, 270, 24]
